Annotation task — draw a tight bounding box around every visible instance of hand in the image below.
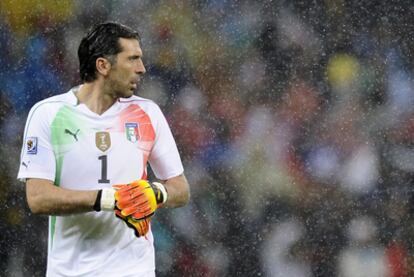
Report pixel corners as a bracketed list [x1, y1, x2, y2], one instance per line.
[114, 180, 165, 220]
[115, 208, 151, 237]
[94, 180, 168, 220]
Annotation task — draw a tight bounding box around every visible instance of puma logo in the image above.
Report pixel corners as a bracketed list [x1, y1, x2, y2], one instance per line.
[65, 128, 80, 141]
[22, 161, 30, 169]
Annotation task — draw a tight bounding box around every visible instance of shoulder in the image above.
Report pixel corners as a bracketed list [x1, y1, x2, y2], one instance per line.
[119, 95, 164, 114]
[28, 90, 77, 116]
[119, 95, 158, 107]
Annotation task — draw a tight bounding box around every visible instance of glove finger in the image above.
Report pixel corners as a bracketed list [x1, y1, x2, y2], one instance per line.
[129, 220, 149, 237]
[123, 218, 143, 237]
[124, 217, 151, 237]
[120, 201, 152, 217]
[119, 192, 158, 218]
[129, 217, 151, 236]
[115, 212, 147, 237]
[130, 179, 151, 188]
[120, 201, 153, 218]
[119, 200, 148, 216]
[116, 193, 151, 211]
[114, 180, 150, 191]
[115, 209, 126, 219]
[138, 219, 150, 236]
[116, 188, 146, 203]
[114, 185, 139, 198]
[113, 183, 138, 192]
[112, 184, 125, 190]
[115, 208, 151, 237]
[115, 184, 151, 202]
[114, 180, 151, 199]
[130, 210, 154, 221]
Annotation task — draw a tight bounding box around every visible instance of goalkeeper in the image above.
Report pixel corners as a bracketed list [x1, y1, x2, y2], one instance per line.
[17, 22, 190, 277]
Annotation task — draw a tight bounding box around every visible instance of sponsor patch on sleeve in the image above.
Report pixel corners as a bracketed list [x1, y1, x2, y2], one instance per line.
[26, 137, 38, 154]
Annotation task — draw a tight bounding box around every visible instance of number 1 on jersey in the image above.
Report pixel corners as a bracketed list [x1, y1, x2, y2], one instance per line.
[98, 155, 110, 183]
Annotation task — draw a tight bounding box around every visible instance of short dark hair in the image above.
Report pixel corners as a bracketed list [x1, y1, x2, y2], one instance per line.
[78, 22, 141, 82]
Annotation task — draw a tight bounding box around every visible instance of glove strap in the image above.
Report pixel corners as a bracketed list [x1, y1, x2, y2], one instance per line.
[100, 188, 116, 211]
[152, 182, 168, 204]
[93, 190, 102, 212]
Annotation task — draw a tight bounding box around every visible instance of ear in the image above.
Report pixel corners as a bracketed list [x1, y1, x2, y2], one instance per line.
[96, 57, 111, 77]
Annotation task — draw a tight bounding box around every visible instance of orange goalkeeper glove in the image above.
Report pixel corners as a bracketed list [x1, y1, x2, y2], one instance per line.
[92, 183, 157, 237]
[114, 180, 168, 220]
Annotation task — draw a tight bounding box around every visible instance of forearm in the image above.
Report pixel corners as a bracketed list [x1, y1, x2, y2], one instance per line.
[26, 178, 98, 215]
[161, 174, 190, 208]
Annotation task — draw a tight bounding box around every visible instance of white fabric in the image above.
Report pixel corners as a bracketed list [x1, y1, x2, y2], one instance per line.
[17, 87, 184, 277]
[101, 188, 116, 211]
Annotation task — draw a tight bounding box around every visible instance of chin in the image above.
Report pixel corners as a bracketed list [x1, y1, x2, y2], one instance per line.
[120, 90, 134, 98]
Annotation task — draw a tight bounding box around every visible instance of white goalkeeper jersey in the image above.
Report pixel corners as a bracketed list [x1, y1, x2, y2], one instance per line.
[17, 86, 184, 277]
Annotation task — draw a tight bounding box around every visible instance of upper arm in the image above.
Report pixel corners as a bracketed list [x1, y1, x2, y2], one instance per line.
[18, 103, 56, 182]
[148, 104, 184, 180]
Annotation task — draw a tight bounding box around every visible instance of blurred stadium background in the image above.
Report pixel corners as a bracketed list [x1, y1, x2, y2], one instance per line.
[1, 0, 414, 276]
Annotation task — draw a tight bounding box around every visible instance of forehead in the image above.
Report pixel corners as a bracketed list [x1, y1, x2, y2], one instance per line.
[118, 38, 142, 55]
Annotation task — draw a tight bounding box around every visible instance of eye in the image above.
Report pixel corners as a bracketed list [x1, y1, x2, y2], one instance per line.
[129, 56, 141, 61]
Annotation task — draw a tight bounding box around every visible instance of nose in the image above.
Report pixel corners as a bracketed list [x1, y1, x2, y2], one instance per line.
[136, 59, 146, 75]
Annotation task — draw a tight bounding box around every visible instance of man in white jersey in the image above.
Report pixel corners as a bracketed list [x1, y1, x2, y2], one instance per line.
[17, 22, 190, 277]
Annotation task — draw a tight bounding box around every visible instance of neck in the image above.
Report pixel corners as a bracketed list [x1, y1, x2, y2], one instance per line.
[76, 82, 117, 115]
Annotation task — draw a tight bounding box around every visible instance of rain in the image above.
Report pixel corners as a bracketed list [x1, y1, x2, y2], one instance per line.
[1, 0, 414, 276]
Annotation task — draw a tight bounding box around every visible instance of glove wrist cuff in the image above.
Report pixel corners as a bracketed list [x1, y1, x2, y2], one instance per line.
[152, 182, 168, 204]
[100, 188, 116, 211]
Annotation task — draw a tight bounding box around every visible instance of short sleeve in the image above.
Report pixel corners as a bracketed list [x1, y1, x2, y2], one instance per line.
[17, 103, 56, 182]
[148, 105, 184, 180]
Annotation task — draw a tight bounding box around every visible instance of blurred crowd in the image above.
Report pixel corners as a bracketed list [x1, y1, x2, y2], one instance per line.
[1, 0, 414, 276]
